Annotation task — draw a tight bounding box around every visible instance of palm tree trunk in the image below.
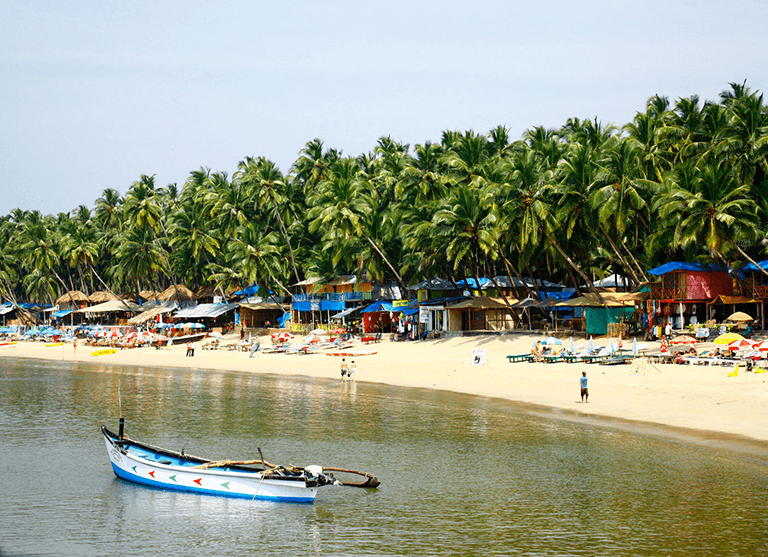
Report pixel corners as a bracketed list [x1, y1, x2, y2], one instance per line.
[598, 225, 641, 285]
[524, 263, 544, 301]
[542, 227, 605, 304]
[363, 234, 410, 299]
[726, 236, 768, 277]
[273, 207, 301, 285]
[88, 263, 136, 311]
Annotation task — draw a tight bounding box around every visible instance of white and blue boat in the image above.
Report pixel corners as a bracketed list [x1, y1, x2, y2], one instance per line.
[102, 420, 378, 503]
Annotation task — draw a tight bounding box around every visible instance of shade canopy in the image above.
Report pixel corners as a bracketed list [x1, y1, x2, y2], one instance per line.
[726, 311, 753, 322]
[158, 285, 196, 302]
[54, 290, 90, 305]
[89, 291, 119, 303]
[713, 332, 744, 344]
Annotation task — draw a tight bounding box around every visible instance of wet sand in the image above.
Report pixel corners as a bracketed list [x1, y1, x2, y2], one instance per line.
[3, 332, 768, 442]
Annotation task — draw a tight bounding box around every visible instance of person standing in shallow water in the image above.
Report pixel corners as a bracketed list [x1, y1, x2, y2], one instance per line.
[580, 371, 589, 403]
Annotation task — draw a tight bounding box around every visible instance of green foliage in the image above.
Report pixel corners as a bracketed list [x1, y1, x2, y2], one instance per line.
[3, 81, 768, 304]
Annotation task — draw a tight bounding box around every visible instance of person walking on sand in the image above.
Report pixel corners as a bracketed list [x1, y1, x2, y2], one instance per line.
[340, 358, 349, 381]
[249, 339, 260, 358]
[189, 341, 196, 357]
[186, 341, 192, 357]
[348, 360, 356, 380]
[580, 371, 589, 403]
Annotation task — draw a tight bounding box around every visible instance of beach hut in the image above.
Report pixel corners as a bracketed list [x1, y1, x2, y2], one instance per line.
[139, 290, 162, 303]
[445, 297, 513, 332]
[238, 301, 288, 330]
[554, 293, 634, 336]
[54, 290, 90, 310]
[647, 262, 731, 330]
[157, 285, 197, 305]
[89, 291, 119, 303]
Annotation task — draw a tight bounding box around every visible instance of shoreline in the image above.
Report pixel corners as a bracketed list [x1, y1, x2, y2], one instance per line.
[3, 333, 768, 449]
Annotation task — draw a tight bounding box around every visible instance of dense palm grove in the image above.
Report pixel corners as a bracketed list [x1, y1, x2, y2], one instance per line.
[2, 82, 768, 306]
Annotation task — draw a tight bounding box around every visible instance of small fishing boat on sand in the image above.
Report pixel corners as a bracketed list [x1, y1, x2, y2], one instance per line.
[102, 420, 379, 503]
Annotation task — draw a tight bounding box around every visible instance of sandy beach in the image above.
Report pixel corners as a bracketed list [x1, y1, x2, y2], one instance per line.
[3, 333, 768, 445]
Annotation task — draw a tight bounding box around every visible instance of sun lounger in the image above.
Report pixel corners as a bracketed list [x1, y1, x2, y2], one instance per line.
[599, 357, 630, 365]
[507, 354, 533, 363]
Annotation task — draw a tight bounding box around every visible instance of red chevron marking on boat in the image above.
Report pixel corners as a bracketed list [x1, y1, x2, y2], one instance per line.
[148, 471, 155, 478]
[193, 478, 202, 486]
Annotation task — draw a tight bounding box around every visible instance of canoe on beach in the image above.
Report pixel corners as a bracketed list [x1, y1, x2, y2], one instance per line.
[102, 420, 379, 503]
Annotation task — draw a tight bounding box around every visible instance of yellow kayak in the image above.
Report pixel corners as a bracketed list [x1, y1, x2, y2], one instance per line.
[45, 342, 65, 347]
[91, 349, 117, 356]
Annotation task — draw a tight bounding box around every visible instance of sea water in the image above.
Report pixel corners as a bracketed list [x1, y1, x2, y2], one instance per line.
[1, 357, 767, 556]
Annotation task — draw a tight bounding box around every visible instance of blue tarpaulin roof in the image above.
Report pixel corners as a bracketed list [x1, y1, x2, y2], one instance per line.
[51, 309, 74, 318]
[743, 260, 768, 271]
[647, 262, 727, 275]
[361, 301, 394, 313]
[455, 278, 491, 288]
[292, 300, 345, 312]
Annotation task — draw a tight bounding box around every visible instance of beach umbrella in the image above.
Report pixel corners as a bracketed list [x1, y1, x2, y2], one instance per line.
[541, 336, 562, 345]
[726, 311, 753, 323]
[755, 341, 768, 351]
[608, 338, 615, 354]
[272, 332, 294, 343]
[660, 336, 669, 353]
[714, 332, 744, 344]
[309, 328, 327, 335]
[208, 332, 225, 339]
[188, 322, 205, 329]
[304, 333, 323, 344]
[727, 338, 757, 351]
[670, 335, 697, 345]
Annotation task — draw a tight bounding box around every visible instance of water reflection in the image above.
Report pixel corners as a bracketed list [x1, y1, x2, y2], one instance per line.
[1, 357, 768, 556]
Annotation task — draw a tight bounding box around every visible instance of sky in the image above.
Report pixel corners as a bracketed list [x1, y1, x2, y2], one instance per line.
[2, 0, 767, 216]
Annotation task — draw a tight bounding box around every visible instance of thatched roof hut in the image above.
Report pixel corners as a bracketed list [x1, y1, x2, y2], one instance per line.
[54, 290, 90, 305]
[89, 290, 120, 303]
[139, 290, 162, 302]
[158, 284, 196, 303]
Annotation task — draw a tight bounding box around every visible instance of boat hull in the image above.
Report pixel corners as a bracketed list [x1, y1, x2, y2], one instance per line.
[103, 428, 320, 503]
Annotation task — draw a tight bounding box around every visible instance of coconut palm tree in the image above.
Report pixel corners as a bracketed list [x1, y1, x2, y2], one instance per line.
[235, 156, 301, 285]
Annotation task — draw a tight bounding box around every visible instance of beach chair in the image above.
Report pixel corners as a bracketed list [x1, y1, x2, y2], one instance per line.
[582, 347, 610, 363]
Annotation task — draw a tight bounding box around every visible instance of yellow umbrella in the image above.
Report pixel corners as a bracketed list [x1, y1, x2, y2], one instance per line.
[713, 332, 744, 344]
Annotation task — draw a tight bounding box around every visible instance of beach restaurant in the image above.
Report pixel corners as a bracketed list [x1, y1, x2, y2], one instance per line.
[646, 262, 732, 329]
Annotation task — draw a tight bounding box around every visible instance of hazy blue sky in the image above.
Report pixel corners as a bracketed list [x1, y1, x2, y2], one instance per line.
[2, 0, 767, 216]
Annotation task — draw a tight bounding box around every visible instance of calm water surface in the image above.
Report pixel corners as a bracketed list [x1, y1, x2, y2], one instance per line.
[1, 357, 767, 556]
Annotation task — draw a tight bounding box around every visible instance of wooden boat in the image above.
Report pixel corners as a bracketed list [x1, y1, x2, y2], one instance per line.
[102, 421, 379, 503]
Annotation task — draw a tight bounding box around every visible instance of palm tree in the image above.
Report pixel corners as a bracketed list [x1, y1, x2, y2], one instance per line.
[661, 162, 764, 270]
[307, 157, 409, 294]
[432, 182, 497, 282]
[235, 156, 301, 285]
